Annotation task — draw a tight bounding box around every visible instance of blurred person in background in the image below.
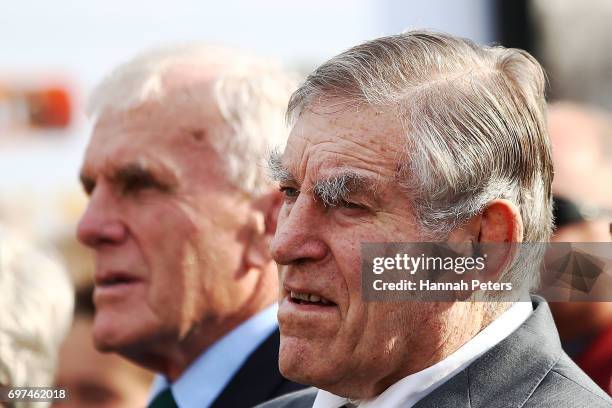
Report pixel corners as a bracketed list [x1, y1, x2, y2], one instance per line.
[76, 45, 305, 408]
[0, 227, 73, 408]
[548, 102, 612, 395]
[53, 286, 153, 408]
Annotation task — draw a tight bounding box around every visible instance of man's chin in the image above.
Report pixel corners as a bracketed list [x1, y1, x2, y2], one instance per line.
[279, 336, 343, 387]
[92, 320, 134, 353]
[92, 311, 154, 354]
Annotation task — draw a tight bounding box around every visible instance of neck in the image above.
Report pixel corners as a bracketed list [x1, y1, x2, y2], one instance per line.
[125, 294, 277, 381]
[355, 302, 489, 399]
[124, 263, 279, 380]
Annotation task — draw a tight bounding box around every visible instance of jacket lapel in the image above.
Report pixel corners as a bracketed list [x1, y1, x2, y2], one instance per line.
[211, 329, 291, 408]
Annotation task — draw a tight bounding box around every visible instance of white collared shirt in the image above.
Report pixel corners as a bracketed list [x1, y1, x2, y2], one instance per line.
[148, 303, 278, 408]
[313, 301, 533, 408]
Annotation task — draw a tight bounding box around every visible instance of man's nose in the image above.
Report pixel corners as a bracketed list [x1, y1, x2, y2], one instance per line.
[76, 184, 127, 248]
[270, 195, 328, 265]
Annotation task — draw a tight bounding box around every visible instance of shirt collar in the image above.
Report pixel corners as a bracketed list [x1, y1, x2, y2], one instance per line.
[149, 303, 278, 408]
[313, 301, 533, 408]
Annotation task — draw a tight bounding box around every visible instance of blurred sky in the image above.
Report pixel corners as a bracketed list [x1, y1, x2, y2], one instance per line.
[0, 0, 493, 236]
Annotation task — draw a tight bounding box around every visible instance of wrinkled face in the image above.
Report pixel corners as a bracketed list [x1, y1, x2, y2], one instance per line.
[271, 102, 440, 397]
[77, 85, 258, 357]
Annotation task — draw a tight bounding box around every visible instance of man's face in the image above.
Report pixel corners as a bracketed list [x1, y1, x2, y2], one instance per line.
[271, 102, 439, 397]
[77, 83, 259, 357]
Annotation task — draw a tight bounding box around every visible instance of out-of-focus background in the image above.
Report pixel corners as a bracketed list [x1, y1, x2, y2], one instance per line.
[1, 0, 610, 405]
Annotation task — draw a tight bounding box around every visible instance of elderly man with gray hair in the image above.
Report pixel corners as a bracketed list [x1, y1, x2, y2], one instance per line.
[258, 31, 612, 408]
[76, 46, 305, 408]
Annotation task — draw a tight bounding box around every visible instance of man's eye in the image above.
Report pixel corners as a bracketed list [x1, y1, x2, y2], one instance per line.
[82, 181, 95, 196]
[339, 200, 366, 210]
[80, 175, 96, 196]
[122, 175, 168, 195]
[124, 177, 156, 192]
[279, 186, 300, 198]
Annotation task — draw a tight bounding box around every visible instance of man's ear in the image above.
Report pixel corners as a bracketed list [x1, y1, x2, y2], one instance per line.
[477, 199, 524, 280]
[244, 188, 283, 269]
[479, 199, 524, 243]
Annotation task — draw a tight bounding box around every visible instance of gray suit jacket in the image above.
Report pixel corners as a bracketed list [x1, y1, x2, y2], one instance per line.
[256, 297, 612, 408]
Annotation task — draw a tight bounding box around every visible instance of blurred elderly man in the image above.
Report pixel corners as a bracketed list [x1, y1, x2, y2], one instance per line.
[76, 46, 304, 408]
[0, 228, 73, 408]
[258, 32, 612, 408]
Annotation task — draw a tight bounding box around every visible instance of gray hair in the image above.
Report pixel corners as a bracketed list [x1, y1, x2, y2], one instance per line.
[0, 228, 74, 403]
[87, 44, 298, 196]
[287, 31, 553, 297]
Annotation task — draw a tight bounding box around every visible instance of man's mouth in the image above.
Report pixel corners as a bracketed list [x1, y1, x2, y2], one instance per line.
[95, 272, 141, 288]
[289, 291, 335, 306]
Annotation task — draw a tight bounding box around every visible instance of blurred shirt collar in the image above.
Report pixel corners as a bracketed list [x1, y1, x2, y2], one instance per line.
[313, 301, 533, 408]
[149, 302, 278, 408]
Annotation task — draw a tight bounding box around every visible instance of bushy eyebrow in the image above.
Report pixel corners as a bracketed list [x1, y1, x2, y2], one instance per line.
[267, 150, 380, 206]
[312, 171, 378, 206]
[267, 150, 296, 184]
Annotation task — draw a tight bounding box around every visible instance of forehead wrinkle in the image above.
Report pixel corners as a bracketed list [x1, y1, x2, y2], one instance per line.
[308, 138, 398, 182]
[279, 109, 402, 190]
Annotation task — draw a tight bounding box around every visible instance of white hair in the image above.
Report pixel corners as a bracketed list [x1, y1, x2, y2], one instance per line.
[0, 228, 74, 404]
[87, 44, 298, 196]
[287, 31, 554, 300]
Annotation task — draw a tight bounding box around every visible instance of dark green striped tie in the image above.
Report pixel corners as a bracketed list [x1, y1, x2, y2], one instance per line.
[148, 388, 178, 408]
